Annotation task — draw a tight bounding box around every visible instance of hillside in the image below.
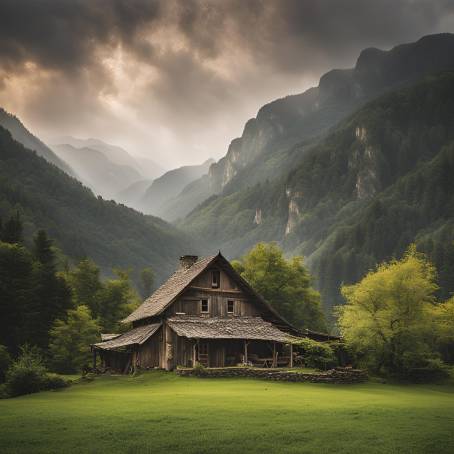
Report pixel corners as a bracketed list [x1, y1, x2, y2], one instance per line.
[0, 108, 74, 177]
[182, 73, 454, 311]
[0, 126, 194, 283]
[171, 33, 454, 217]
[52, 143, 143, 200]
[140, 159, 214, 220]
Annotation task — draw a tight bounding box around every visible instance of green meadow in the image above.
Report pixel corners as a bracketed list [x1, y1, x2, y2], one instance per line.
[1, 372, 454, 454]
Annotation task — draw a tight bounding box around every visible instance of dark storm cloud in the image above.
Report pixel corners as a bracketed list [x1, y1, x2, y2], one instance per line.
[0, 0, 161, 73]
[0, 0, 453, 165]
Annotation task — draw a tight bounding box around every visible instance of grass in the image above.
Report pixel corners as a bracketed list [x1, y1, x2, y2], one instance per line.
[0, 371, 453, 454]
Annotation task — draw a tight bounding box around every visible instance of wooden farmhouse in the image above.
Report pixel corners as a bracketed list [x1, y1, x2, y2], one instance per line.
[92, 253, 326, 373]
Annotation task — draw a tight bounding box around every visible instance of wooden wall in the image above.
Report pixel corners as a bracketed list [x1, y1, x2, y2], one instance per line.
[137, 329, 161, 369]
[166, 267, 260, 318]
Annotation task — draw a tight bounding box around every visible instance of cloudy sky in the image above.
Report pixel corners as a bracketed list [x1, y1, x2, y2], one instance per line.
[1, 0, 453, 167]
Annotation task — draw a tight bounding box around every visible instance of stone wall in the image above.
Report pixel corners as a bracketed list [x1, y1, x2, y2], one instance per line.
[176, 367, 368, 384]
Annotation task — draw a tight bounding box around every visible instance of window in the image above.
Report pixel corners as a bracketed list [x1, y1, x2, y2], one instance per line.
[227, 300, 234, 314]
[211, 270, 220, 288]
[201, 299, 209, 313]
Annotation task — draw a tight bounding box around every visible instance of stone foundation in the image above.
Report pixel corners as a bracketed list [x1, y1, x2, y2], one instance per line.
[176, 367, 368, 384]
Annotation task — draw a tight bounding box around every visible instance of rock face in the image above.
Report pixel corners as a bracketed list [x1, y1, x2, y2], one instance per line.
[285, 190, 304, 235]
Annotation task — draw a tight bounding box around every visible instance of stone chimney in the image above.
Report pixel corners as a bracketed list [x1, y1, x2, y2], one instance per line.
[179, 255, 198, 270]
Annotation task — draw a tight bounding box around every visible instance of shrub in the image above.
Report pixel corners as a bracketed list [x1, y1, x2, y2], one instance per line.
[294, 338, 337, 370]
[397, 352, 449, 382]
[5, 346, 47, 397]
[193, 363, 207, 376]
[0, 345, 11, 383]
[43, 374, 70, 391]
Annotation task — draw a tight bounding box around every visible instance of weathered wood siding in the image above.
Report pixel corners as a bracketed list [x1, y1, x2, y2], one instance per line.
[137, 329, 161, 368]
[166, 267, 260, 318]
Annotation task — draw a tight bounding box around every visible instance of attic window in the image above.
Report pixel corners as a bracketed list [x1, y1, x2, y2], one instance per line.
[211, 270, 220, 288]
[227, 300, 234, 314]
[201, 299, 209, 313]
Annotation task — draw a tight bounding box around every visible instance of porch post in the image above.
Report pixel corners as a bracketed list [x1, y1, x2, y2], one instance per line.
[244, 340, 248, 365]
[92, 348, 97, 371]
[192, 341, 197, 367]
[272, 342, 276, 368]
[289, 343, 293, 368]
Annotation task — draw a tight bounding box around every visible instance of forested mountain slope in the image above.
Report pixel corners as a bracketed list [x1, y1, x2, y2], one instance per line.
[0, 108, 74, 177]
[182, 73, 454, 311]
[0, 127, 193, 283]
[170, 33, 454, 217]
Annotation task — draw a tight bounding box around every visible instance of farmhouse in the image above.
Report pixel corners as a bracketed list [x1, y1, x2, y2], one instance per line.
[92, 253, 327, 373]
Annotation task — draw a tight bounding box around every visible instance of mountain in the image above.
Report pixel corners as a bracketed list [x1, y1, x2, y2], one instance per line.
[140, 159, 214, 220]
[115, 179, 153, 210]
[0, 108, 75, 176]
[0, 125, 195, 284]
[51, 143, 142, 200]
[182, 72, 454, 313]
[171, 33, 454, 217]
[52, 136, 166, 180]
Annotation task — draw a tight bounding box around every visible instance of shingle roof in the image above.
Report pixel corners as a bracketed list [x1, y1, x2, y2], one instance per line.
[167, 316, 292, 343]
[122, 255, 217, 323]
[93, 323, 161, 350]
[100, 333, 120, 342]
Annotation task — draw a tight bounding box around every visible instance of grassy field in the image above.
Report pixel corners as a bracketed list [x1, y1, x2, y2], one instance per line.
[0, 372, 454, 454]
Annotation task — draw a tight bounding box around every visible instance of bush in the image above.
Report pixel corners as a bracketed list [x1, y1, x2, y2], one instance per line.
[43, 374, 70, 391]
[294, 338, 337, 370]
[397, 352, 449, 382]
[0, 345, 11, 383]
[5, 346, 47, 397]
[193, 363, 207, 376]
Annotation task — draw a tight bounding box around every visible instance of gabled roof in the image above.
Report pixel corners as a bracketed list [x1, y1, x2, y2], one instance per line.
[93, 323, 161, 350]
[167, 316, 292, 343]
[122, 255, 217, 323]
[122, 252, 296, 333]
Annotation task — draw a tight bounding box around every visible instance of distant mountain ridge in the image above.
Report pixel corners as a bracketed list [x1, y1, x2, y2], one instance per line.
[51, 143, 143, 200]
[138, 159, 214, 220]
[0, 108, 75, 176]
[52, 136, 166, 180]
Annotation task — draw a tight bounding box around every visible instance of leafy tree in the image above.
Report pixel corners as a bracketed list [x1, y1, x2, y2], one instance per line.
[338, 246, 445, 379]
[433, 296, 454, 363]
[1, 211, 23, 244]
[97, 269, 141, 332]
[49, 305, 100, 374]
[140, 267, 155, 298]
[65, 259, 103, 317]
[232, 243, 326, 331]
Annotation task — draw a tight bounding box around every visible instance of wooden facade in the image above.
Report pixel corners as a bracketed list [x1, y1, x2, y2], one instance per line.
[93, 253, 298, 372]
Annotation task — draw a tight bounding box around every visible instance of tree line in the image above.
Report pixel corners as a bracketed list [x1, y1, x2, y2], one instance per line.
[0, 213, 155, 376]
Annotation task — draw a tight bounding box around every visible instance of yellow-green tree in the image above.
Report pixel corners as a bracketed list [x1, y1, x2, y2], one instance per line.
[338, 246, 445, 379]
[232, 242, 326, 331]
[433, 296, 454, 363]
